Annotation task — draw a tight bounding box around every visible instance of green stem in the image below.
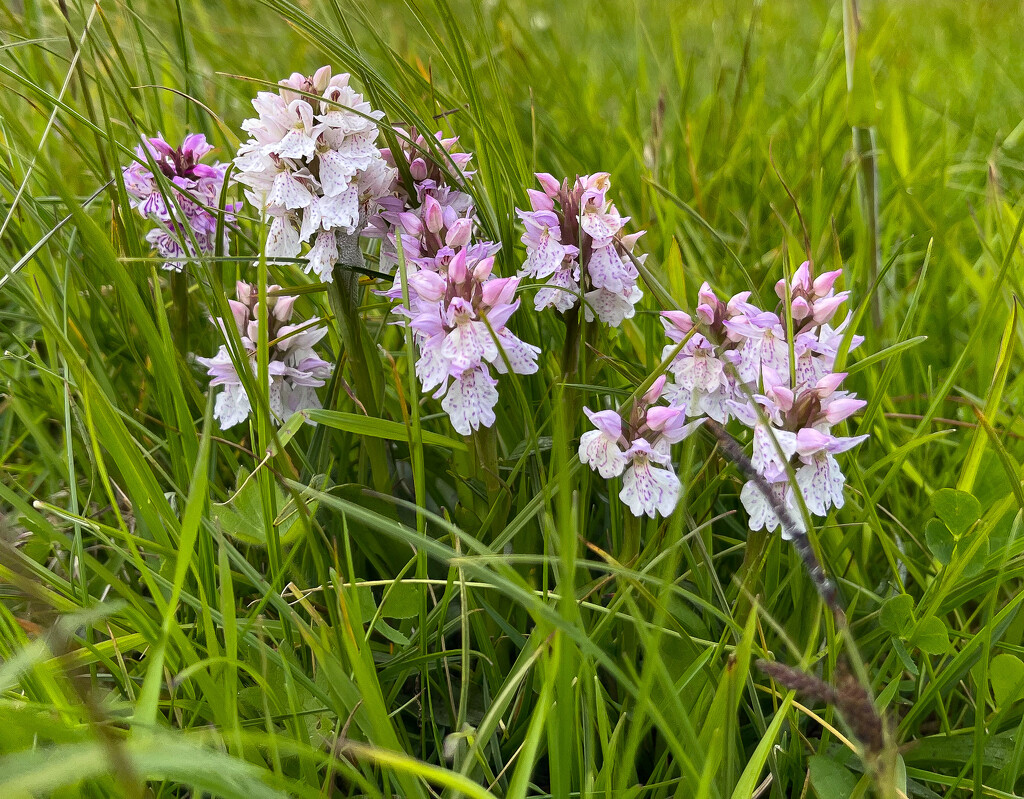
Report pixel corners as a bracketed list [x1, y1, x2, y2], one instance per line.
[732, 527, 770, 618]
[329, 234, 391, 493]
[620, 511, 641, 565]
[472, 425, 507, 539]
[171, 270, 188, 354]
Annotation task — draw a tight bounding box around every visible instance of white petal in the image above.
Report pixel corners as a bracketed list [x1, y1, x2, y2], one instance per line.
[534, 266, 580, 312]
[441, 367, 499, 435]
[490, 330, 540, 375]
[415, 340, 451, 394]
[318, 148, 359, 196]
[267, 171, 314, 210]
[579, 430, 627, 478]
[318, 186, 360, 233]
[273, 128, 317, 161]
[619, 460, 681, 518]
[583, 286, 640, 326]
[523, 232, 565, 279]
[751, 424, 798, 482]
[581, 212, 622, 241]
[740, 480, 783, 533]
[441, 321, 497, 373]
[588, 245, 635, 294]
[299, 197, 322, 242]
[266, 216, 301, 259]
[306, 231, 338, 281]
[795, 454, 845, 517]
[214, 384, 252, 429]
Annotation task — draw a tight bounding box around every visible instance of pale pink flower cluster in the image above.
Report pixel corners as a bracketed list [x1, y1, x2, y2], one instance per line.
[517, 173, 644, 326]
[370, 130, 539, 435]
[233, 67, 394, 281]
[364, 128, 476, 273]
[197, 282, 333, 429]
[122, 133, 237, 270]
[580, 376, 703, 517]
[582, 262, 868, 528]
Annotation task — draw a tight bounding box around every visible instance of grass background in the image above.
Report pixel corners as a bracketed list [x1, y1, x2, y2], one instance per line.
[2, 0, 1024, 796]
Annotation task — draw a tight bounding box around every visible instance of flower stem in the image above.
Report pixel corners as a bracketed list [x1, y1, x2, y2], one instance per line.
[330, 234, 391, 493]
[171, 270, 189, 353]
[620, 511, 642, 564]
[733, 526, 770, 617]
[472, 424, 506, 537]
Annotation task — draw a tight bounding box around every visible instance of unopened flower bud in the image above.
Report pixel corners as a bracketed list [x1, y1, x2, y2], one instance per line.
[812, 269, 843, 297]
[644, 374, 667, 404]
[423, 195, 444, 233]
[535, 172, 561, 197]
[791, 296, 812, 320]
[272, 294, 297, 323]
[527, 189, 554, 212]
[446, 217, 473, 248]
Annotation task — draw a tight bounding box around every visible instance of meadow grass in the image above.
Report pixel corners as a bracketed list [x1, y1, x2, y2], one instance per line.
[1, 0, 1024, 796]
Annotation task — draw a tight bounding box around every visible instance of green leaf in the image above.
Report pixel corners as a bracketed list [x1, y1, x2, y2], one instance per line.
[305, 409, 467, 451]
[808, 754, 858, 799]
[910, 616, 950, 656]
[925, 518, 955, 565]
[990, 654, 1024, 707]
[382, 582, 421, 619]
[957, 535, 990, 579]
[931, 489, 981, 537]
[354, 582, 378, 625]
[212, 467, 312, 547]
[880, 594, 916, 637]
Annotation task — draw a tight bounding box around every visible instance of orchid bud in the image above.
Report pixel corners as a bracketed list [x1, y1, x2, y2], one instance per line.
[661, 310, 694, 335]
[409, 158, 428, 181]
[791, 296, 812, 320]
[726, 291, 753, 315]
[236, 281, 256, 308]
[445, 217, 473, 248]
[814, 371, 847, 396]
[272, 294, 297, 323]
[408, 271, 447, 302]
[312, 65, 333, 93]
[482, 276, 518, 307]
[770, 385, 795, 412]
[792, 261, 812, 293]
[423, 195, 444, 233]
[824, 397, 867, 424]
[450, 152, 473, 171]
[795, 427, 832, 457]
[696, 303, 716, 325]
[645, 404, 680, 432]
[812, 269, 843, 297]
[811, 294, 846, 324]
[448, 248, 468, 283]
[228, 300, 249, 334]
[398, 211, 423, 235]
[473, 255, 495, 281]
[584, 172, 611, 192]
[619, 230, 646, 252]
[697, 281, 717, 308]
[536, 172, 561, 197]
[527, 188, 554, 212]
[643, 374, 667, 404]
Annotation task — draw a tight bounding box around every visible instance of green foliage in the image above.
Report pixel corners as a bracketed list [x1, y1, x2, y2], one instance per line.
[1, 0, 1024, 797]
